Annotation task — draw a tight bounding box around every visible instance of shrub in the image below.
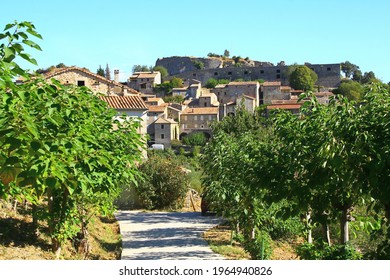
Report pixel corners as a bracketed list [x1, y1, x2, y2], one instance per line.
[242, 230, 273, 260]
[136, 153, 189, 210]
[296, 241, 362, 260]
[183, 132, 207, 146]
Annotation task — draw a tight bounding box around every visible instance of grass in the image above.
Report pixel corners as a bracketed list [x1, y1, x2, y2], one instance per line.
[202, 223, 300, 260]
[0, 202, 121, 260]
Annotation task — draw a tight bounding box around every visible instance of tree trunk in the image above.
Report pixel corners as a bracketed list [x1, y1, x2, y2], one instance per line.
[32, 204, 40, 237]
[305, 211, 313, 243]
[322, 222, 331, 246]
[340, 205, 352, 244]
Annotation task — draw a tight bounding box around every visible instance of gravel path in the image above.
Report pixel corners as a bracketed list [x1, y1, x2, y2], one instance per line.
[115, 210, 225, 260]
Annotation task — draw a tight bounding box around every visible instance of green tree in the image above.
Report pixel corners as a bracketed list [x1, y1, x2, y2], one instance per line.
[183, 132, 207, 146]
[361, 71, 378, 84]
[205, 78, 218, 89]
[153, 65, 168, 78]
[341, 61, 360, 79]
[332, 80, 363, 101]
[136, 152, 189, 210]
[192, 60, 204, 70]
[133, 64, 152, 73]
[0, 22, 143, 258]
[289, 65, 318, 91]
[96, 65, 105, 77]
[224, 49, 230, 58]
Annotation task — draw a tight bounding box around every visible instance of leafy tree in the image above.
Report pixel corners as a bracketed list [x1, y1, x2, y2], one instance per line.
[183, 132, 207, 146]
[207, 52, 221, 58]
[96, 65, 105, 77]
[192, 60, 204, 70]
[205, 78, 218, 89]
[332, 80, 363, 101]
[132, 64, 152, 73]
[163, 94, 184, 104]
[224, 49, 230, 58]
[136, 152, 189, 210]
[170, 76, 184, 88]
[361, 71, 378, 84]
[289, 65, 318, 91]
[56, 63, 66, 68]
[152, 65, 168, 78]
[341, 61, 360, 79]
[352, 69, 363, 82]
[0, 22, 143, 258]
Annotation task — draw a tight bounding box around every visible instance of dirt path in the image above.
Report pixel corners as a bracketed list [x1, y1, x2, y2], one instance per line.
[115, 210, 225, 260]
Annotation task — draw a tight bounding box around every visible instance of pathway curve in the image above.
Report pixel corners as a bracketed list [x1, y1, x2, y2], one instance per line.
[115, 210, 225, 260]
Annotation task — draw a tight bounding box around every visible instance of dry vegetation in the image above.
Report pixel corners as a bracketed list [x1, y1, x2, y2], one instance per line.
[0, 201, 121, 260]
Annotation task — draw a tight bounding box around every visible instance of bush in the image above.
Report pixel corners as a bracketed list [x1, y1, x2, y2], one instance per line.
[183, 132, 207, 146]
[136, 153, 189, 210]
[296, 241, 362, 260]
[242, 230, 273, 260]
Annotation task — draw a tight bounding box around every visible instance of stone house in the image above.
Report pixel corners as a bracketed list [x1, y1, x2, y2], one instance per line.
[198, 90, 219, 107]
[212, 81, 260, 107]
[128, 71, 161, 94]
[98, 95, 148, 137]
[261, 81, 291, 104]
[167, 105, 182, 121]
[179, 107, 219, 138]
[44, 66, 139, 96]
[149, 117, 179, 148]
[145, 97, 165, 106]
[172, 79, 202, 100]
[146, 104, 168, 127]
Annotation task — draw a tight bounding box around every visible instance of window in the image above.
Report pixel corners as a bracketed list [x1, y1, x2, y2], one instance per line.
[209, 115, 213, 121]
[228, 71, 232, 75]
[276, 74, 281, 79]
[200, 115, 204, 121]
[161, 134, 165, 139]
[194, 115, 197, 121]
[214, 72, 218, 76]
[244, 71, 248, 75]
[183, 116, 187, 121]
[276, 69, 281, 73]
[77, 80, 85, 86]
[194, 124, 198, 128]
[161, 124, 165, 129]
[204, 102, 207, 107]
[193, 73, 196, 76]
[260, 70, 264, 74]
[327, 67, 331, 71]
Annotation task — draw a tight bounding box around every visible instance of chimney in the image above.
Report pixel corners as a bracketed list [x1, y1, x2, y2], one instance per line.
[114, 70, 119, 83]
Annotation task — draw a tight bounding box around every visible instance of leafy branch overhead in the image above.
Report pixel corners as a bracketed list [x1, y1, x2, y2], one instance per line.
[0, 21, 144, 258]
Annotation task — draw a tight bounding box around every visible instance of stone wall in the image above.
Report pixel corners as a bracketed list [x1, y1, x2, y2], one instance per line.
[155, 56, 223, 76]
[164, 63, 341, 89]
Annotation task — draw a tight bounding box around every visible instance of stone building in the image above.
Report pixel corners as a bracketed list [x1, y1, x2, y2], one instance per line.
[146, 104, 168, 127]
[44, 66, 139, 96]
[149, 117, 179, 148]
[145, 97, 165, 106]
[98, 95, 148, 137]
[179, 107, 219, 138]
[212, 81, 260, 107]
[128, 71, 161, 94]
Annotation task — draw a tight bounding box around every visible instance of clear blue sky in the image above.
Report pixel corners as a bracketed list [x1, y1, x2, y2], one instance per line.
[2, 0, 390, 83]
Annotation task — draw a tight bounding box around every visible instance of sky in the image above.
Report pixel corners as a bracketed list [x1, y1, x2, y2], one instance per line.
[2, 0, 390, 83]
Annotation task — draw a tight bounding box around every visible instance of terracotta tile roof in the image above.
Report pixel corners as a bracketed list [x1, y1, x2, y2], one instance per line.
[146, 97, 164, 102]
[267, 104, 301, 110]
[148, 105, 167, 112]
[228, 81, 259, 86]
[167, 106, 182, 112]
[281, 86, 292, 91]
[182, 107, 219, 115]
[172, 87, 188, 91]
[215, 84, 227, 89]
[99, 96, 148, 110]
[130, 72, 159, 79]
[262, 81, 281, 87]
[45, 66, 140, 95]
